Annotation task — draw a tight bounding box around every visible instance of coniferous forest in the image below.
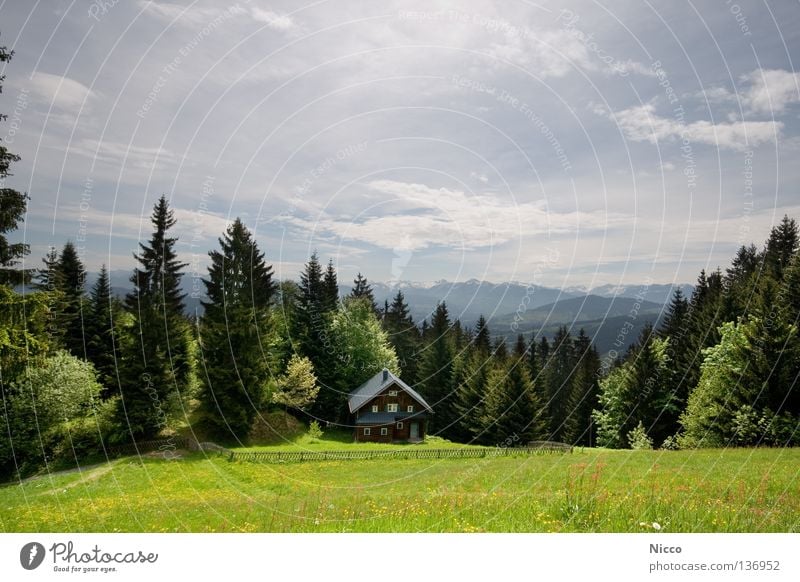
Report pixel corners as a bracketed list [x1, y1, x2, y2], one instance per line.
[1, 34, 799, 485]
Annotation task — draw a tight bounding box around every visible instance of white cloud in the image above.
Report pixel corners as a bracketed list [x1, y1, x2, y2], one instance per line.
[606, 103, 780, 151]
[283, 180, 622, 251]
[250, 7, 294, 31]
[26, 72, 96, 110]
[741, 69, 800, 115]
[69, 138, 178, 169]
[138, 1, 246, 25]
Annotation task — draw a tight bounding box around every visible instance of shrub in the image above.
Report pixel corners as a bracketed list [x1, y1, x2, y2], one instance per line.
[307, 420, 323, 441]
[627, 421, 653, 450]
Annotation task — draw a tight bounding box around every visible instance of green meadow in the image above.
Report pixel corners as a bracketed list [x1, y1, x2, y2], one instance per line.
[0, 447, 797, 533]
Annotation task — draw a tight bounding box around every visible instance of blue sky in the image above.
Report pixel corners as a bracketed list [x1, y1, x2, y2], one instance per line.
[2, 0, 800, 288]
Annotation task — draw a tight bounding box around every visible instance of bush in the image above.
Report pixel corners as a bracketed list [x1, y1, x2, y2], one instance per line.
[627, 421, 653, 450]
[307, 420, 323, 441]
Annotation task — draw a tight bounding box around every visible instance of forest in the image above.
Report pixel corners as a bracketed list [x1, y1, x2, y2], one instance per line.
[1, 41, 799, 483]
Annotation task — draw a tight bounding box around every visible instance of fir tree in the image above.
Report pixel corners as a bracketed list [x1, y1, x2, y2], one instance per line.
[543, 326, 575, 441]
[417, 302, 455, 435]
[57, 241, 87, 358]
[565, 329, 601, 445]
[764, 215, 798, 280]
[85, 265, 118, 397]
[349, 272, 377, 312]
[118, 195, 191, 439]
[384, 290, 420, 383]
[322, 259, 339, 312]
[483, 356, 547, 445]
[198, 218, 276, 441]
[0, 41, 31, 286]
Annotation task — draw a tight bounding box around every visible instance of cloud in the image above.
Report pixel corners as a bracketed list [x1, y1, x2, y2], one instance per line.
[26, 72, 96, 110]
[250, 7, 295, 31]
[741, 69, 800, 115]
[138, 1, 247, 25]
[282, 180, 622, 251]
[696, 69, 800, 115]
[604, 103, 780, 150]
[68, 138, 178, 169]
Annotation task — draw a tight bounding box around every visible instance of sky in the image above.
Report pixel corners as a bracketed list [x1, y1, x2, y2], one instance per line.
[1, 0, 800, 289]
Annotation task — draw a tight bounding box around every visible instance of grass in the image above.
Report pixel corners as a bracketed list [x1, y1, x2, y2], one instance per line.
[234, 430, 484, 452]
[0, 448, 797, 532]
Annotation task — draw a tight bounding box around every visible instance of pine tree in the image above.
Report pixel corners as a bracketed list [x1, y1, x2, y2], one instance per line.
[473, 315, 491, 353]
[297, 253, 341, 421]
[33, 246, 60, 291]
[198, 218, 276, 441]
[659, 288, 689, 339]
[349, 272, 377, 312]
[118, 195, 191, 439]
[85, 265, 118, 397]
[417, 302, 455, 435]
[322, 259, 339, 312]
[57, 241, 87, 358]
[565, 329, 601, 445]
[764, 215, 798, 280]
[543, 326, 575, 441]
[0, 41, 31, 286]
[483, 356, 547, 445]
[384, 290, 420, 383]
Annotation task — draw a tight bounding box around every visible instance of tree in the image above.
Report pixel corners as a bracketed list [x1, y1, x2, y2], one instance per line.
[272, 354, 319, 418]
[473, 315, 491, 354]
[659, 288, 689, 339]
[317, 297, 400, 421]
[322, 259, 339, 312]
[56, 241, 87, 358]
[85, 265, 119, 397]
[1, 351, 104, 478]
[349, 272, 377, 313]
[417, 302, 455, 435]
[0, 40, 31, 286]
[198, 218, 277, 441]
[565, 329, 601, 445]
[117, 195, 191, 439]
[543, 326, 575, 441]
[763, 215, 798, 280]
[384, 290, 420, 383]
[482, 356, 547, 445]
[33, 246, 60, 292]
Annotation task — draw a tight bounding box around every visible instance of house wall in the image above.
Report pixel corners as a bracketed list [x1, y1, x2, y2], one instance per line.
[359, 383, 422, 416]
[353, 381, 428, 442]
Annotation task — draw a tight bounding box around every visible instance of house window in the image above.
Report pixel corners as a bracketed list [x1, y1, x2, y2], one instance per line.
[371, 405, 378, 413]
[388, 390, 398, 396]
[363, 427, 371, 436]
[396, 422, 404, 429]
[387, 403, 398, 412]
[407, 405, 414, 413]
[380, 427, 388, 436]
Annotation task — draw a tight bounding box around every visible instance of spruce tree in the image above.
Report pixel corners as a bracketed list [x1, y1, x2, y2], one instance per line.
[384, 290, 420, 383]
[85, 265, 118, 397]
[33, 246, 60, 292]
[483, 356, 547, 445]
[659, 288, 689, 339]
[198, 218, 276, 441]
[764, 215, 798, 280]
[543, 325, 575, 441]
[565, 329, 601, 445]
[349, 272, 377, 312]
[57, 241, 87, 358]
[118, 195, 190, 439]
[0, 41, 31, 286]
[417, 302, 455, 435]
[322, 259, 339, 312]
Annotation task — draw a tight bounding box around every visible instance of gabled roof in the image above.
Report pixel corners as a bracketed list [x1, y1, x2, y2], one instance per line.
[348, 368, 433, 414]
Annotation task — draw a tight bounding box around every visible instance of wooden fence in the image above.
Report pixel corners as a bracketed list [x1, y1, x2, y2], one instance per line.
[106, 438, 572, 464]
[230, 442, 572, 464]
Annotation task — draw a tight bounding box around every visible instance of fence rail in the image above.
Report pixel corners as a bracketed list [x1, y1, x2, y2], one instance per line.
[106, 438, 572, 464]
[230, 442, 572, 464]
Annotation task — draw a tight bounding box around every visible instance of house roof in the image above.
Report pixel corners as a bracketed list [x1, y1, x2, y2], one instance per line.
[348, 368, 433, 414]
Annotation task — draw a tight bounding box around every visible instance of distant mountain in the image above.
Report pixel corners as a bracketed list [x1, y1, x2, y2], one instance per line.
[358, 280, 584, 324]
[484, 294, 667, 355]
[564, 283, 694, 305]
[73, 274, 683, 352]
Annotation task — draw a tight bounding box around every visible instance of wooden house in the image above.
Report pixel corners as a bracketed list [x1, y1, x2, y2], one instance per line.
[348, 369, 432, 442]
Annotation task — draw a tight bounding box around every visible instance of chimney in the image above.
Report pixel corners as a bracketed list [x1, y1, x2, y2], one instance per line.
[382, 369, 388, 382]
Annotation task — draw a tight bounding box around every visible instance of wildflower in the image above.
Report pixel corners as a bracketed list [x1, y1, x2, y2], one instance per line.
[652, 522, 661, 530]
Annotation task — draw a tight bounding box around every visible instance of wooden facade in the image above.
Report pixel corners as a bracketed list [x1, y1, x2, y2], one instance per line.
[349, 370, 431, 443]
